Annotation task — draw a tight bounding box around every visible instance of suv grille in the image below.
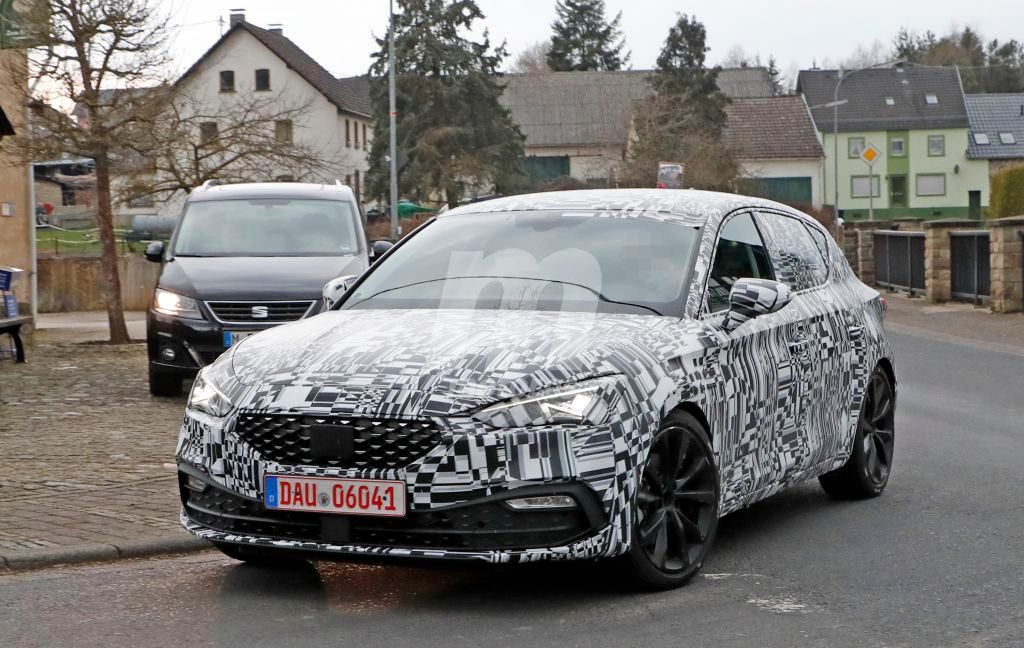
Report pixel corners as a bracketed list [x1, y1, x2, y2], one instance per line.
[234, 413, 442, 469]
[206, 301, 314, 324]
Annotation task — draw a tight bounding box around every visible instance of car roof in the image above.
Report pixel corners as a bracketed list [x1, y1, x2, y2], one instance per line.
[440, 189, 801, 225]
[187, 181, 357, 202]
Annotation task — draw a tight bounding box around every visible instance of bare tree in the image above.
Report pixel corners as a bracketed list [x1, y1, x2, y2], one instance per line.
[118, 86, 340, 203]
[4, 0, 174, 343]
[511, 40, 552, 74]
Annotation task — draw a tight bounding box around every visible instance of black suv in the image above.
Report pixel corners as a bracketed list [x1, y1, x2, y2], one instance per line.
[145, 182, 370, 396]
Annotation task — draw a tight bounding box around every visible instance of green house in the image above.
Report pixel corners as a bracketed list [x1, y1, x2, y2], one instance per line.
[798, 66, 989, 221]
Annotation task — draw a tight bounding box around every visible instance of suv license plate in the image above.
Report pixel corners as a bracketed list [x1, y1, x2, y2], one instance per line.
[264, 475, 406, 517]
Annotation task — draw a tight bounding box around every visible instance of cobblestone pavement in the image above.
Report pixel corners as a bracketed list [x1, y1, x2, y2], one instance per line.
[0, 335, 196, 561]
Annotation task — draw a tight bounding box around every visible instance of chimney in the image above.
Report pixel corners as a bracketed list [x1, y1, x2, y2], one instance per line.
[268, 24, 283, 35]
[229, 9, 245, 26]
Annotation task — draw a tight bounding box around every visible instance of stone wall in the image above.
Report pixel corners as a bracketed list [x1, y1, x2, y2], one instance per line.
[922, 220, 978, 303]
[38, 255, 159, 312]
[989, 216, 1024, 313]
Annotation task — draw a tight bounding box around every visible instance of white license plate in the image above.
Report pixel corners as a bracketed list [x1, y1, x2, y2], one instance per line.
[223, 330, 256, 348]
[264, 475, 406, 517]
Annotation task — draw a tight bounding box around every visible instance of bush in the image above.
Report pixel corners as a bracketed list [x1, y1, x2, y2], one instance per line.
[990, 165, 1024, 218]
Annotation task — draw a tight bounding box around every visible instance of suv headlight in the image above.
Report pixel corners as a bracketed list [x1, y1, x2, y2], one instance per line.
[187, 370, 234, 417]
[154, 288, 203, 319]
[472, 376, 618, 428]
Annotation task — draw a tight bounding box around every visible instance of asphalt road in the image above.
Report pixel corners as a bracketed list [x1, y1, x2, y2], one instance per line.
[2, 328, 1022, 648]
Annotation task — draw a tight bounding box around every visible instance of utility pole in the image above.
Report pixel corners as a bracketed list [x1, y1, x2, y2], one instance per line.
[388, 0, 399, 241]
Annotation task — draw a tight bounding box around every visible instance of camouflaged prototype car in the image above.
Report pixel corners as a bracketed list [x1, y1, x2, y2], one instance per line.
[177, 189, 896, 589]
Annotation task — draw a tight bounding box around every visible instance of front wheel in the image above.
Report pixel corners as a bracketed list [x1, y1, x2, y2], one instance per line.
[621, 411, 720, 590]
[819, 366, 895, 499]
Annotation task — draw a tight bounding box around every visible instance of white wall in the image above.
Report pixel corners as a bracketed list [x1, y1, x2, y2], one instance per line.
[739, 157, 825, 208]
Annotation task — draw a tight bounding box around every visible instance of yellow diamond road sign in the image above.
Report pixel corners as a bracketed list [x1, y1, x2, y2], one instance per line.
[860, 143, 881, 166]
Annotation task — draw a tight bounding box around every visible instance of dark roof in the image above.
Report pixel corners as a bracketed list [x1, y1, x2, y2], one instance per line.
[500, 68, 775, 148]
[70, 87, 164, 119]
[797, 67, 968, 132]
[0, 105, 14, 137]
[177, 21, 371, 118]
[723, 96, 823, 159]
[965, 94, 1024, 159]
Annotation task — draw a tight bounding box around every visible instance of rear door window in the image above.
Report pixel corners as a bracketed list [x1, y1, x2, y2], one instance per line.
[755, 212, 828, 291]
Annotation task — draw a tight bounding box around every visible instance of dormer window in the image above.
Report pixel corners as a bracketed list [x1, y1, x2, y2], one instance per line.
[999, 132, 1016, 144]
[974, 133, 990, 145]
[925, 94, 938, 105]
[885, 97, 895, 106]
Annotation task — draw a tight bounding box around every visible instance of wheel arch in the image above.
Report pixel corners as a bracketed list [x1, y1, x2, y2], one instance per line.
[876, 356, 896, 389]
[666, 401, 713, 447]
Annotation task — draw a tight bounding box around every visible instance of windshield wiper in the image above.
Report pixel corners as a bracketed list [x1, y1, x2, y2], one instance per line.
[343, 275, 664, 316]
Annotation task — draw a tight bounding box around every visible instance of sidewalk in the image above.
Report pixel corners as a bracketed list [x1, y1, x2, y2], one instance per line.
[883, 293, 1024, 354]
[0, 315, 207, 570]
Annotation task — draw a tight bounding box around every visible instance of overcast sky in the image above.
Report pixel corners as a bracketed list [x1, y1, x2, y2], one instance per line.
[164, 0, 1024, 82]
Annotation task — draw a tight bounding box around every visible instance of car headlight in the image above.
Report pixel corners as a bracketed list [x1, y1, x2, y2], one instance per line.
[154, 288, 203, 319]
[472, 376, 618, 428]
[187, 370, 234, 417]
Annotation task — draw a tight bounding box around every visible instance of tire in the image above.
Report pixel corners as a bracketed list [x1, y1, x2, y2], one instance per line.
[148, 365, 182, 397]
[213, 541, 307, 567]
[621, 411, 720, 590]
[819, 366, 895, 499]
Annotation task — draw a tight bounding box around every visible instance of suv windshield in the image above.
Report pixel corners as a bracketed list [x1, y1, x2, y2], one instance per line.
[173, 198, 359, 256]
[342, 211, 698, 316]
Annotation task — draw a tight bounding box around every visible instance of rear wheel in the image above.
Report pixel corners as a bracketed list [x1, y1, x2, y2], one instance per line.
[622, 411, 720, 590]
[148, 365, 182, 397]
[819, 366, 895, 499]
[213, 541, 307, 567]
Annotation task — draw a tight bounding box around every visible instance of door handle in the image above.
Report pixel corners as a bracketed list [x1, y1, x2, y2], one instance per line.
[788, 339, 810, 352]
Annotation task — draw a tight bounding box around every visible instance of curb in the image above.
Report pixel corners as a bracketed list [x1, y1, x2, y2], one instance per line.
[0, 535, 210, 572]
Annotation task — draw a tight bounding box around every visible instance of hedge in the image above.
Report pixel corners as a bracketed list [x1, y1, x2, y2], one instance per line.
[990, 165, 1024, 218]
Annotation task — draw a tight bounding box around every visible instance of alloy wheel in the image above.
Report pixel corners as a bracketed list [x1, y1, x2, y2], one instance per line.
[636, 426, 718, 573]
[860, 372, 895, 487]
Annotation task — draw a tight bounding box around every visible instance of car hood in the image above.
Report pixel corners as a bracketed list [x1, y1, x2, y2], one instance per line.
[159, 255, 365, 301]
[221, 308, 710, 417]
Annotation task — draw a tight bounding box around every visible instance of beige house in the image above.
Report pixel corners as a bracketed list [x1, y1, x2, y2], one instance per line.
[0, 47, 32, 313]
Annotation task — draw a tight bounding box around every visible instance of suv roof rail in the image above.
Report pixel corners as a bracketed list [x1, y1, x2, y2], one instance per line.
[335, 179, 346, 190]
[198, 179, 223, 191]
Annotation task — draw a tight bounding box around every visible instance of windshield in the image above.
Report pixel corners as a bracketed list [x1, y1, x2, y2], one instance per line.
[342, 210, 699, 316]
[173, 198, 359, 256]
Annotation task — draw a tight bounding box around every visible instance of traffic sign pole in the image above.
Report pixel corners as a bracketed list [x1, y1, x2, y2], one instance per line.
[859, 144, 882, 223]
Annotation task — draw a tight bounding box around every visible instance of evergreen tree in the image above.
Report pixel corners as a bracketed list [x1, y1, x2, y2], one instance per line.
[767, 55, 786, 95]
[546, 0, 629, 71]
[367, 0, 524, 206]
[651, 14, 728, 134]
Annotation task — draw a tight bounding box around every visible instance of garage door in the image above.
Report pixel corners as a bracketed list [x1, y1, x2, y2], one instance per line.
[739, 177, 813, 205]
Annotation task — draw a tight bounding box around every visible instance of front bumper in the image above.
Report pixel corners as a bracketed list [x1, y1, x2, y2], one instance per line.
[176, 406, 653, 562]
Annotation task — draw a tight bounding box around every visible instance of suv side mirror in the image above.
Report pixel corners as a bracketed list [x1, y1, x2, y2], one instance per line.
[145, 240, 165, 263]
[722, 278, 792, 333]
[370, 239, 394, 263]
[322, 274, 359, 310]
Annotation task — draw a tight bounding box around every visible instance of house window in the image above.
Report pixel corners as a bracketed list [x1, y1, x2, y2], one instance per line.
[884, 97, 895, 106]
[254, 69, 270, 91]
[219, 70, 235, 93]
[61, 186, 76, 206]
[916, 173, 946, 196]
[851, 175, 881, 198]
[928, 135, 945, 156]
[362, 123, 368, 150]
[345, 119, 351, 147]
[999, 132, 1016, 144]
[847, 136, 865, 158]
[925, 94, 938, 105]
[890, 137, 905, 157]
[275, 119, 293, 144]
[354, 121, 360, 147]
[199, 122, 218, 145]
[974, 132, 990, 145]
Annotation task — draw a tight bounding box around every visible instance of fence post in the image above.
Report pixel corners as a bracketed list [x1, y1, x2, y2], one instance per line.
[905, 237, 915, 298]
[986, 216, 1024, 313]
[923, 219, 977, 303]
[973, 233, 981, 308]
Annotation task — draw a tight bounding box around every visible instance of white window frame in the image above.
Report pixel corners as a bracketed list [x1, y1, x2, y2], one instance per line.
[927, 135, 945, 156]
[925, 94, 938, 105]
[851, 175, 881, 198]
[974, 132, 990, 145]
[890, 137, 906, 157]
[999, 132, 1016, 144]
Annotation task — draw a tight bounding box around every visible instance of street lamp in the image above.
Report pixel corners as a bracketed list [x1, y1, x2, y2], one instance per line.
[388, 0, 399, 241]
[828, 59, 905, 222]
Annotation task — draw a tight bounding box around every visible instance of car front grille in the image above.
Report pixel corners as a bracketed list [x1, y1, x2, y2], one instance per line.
[234, 412, 443, 470]
[180, 476, 595, 551]
[205, 300, 314, 324]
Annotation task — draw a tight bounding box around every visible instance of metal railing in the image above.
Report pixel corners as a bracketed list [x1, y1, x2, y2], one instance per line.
[873, 230, 925, 296]
[950, 230, 990, 305]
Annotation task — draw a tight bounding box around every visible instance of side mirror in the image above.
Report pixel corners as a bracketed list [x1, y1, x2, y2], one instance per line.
[145, 240, 165, 263]
[369, 239, 394, 263]
[322, 274, 359, 310]
[722, 278, 792, 333]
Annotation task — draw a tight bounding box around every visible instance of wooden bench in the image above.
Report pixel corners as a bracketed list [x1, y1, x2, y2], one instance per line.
[0, 315, 30, 363]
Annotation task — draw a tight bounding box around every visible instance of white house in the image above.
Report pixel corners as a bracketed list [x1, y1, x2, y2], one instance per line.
[174, 12, 373, 204]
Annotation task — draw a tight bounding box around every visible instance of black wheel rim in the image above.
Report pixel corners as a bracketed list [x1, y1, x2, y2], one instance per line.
[637, 427, 717, 573]
[860, 372, 895, 486]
